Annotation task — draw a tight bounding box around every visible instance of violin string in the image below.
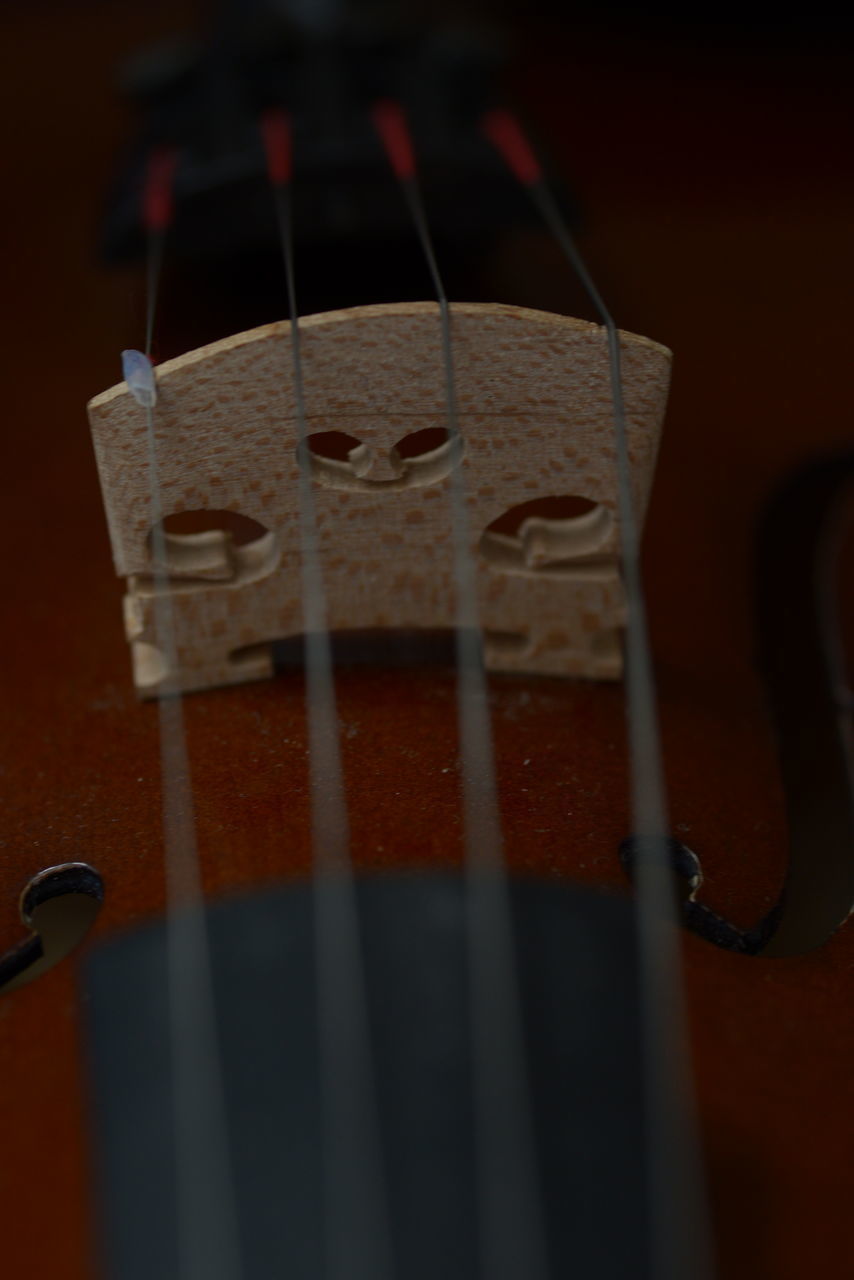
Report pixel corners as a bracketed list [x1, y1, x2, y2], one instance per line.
[261, 109, 394, 1280]
[143, 148, 178, 357]
[130, 149, 245, 1280]
[483, 109, 714, 1280]
[372, 99, 550, 1280]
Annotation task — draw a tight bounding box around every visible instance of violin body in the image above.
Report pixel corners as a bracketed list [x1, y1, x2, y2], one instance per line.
[1, 3, 852, 1277]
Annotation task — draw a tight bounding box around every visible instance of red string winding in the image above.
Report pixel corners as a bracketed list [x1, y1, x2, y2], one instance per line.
[481, 109, 543, 187]
[372, 99, 416, 181]
[261, 108, 293, 188]
[142, 147, 179, 234]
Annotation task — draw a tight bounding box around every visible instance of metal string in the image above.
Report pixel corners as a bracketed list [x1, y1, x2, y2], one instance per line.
[373, 102, 550, 1280]
[265, 120, 395, 1280]
[483, 110, 714, 1280]
[136, 213, 245, 1280]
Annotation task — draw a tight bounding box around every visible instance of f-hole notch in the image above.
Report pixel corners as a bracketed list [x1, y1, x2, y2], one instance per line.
[0, 863, 104, 994]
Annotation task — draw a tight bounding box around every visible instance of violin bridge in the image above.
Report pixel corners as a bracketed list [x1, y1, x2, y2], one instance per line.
[87, 302, 670, 697]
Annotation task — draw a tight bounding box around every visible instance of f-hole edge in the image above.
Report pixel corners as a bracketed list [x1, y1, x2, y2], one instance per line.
[637, 453, 854, 959]
[756, 452, 854, 958]
[0, 863, 104, 994]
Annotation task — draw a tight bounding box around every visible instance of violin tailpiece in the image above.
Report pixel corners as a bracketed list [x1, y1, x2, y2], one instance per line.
[87, 302, 670, 697]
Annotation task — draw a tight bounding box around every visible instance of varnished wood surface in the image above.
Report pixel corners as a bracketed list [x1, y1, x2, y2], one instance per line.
[0, 3, 852, 1277]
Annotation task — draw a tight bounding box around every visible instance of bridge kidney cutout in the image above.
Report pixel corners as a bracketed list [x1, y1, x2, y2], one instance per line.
[305, 426, 463, 492]
[146, 509, 278, 585]
[480, 494, 616, 577]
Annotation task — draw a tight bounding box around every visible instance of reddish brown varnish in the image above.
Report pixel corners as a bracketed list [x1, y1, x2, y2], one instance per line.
[0, 4, 852, 1278]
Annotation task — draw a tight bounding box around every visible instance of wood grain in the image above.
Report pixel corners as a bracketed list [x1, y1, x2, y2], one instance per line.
[89, 303, 669, 693]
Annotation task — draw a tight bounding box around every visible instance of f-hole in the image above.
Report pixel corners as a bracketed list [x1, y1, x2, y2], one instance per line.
[757, 454, 854, 956]
[0, 863, 104, 994]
